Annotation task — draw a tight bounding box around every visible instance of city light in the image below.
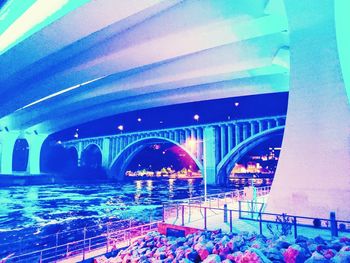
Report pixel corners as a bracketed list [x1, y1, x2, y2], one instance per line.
[234, 102, 240, 107]
[118, 125, 124, 131]
[137, 118, 142, 122]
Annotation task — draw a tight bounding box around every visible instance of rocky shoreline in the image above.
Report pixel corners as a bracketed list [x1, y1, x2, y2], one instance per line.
[94, 230, 350, 263]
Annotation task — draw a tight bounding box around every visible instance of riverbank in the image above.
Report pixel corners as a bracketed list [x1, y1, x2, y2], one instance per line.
[0, 173, 57, 186]
[0, 166, 111, 186]
[0, 173, 112, 186]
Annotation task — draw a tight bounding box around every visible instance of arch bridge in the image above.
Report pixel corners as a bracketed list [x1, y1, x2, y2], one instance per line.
[63, 115, 285, 184]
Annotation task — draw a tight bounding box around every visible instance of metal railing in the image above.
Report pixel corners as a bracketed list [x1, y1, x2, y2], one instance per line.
[169, 186, 271, 208]
[5, 221, 159, 263]
[163, 202, 350, 239]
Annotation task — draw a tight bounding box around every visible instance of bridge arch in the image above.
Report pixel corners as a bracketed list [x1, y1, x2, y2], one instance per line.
[12, 138, 29, 172]
[216, 126, 284, 185]
[81, 143, 102, 168]
[109, 137, 203, 181]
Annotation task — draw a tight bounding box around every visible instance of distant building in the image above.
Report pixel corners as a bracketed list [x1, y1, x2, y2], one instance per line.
[231, 147, 280, 177]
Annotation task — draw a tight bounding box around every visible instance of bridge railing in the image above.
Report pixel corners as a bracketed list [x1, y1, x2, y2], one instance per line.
[163, 203, 350, 240]
[63, 115, 286, 144]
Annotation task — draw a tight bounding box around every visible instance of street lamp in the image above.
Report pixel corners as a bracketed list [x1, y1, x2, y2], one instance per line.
[184, 136, 207, 202]
[74, 128, 79, 138]
[193, 114, 199, 122]
[137, 118, 142, 122]
[118, 125, 124, 133]
[234, 102, 239, 107]
[203, 141, 207, 202]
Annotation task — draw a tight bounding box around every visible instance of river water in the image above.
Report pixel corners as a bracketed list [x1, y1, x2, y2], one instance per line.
[0, 178, 232, 257]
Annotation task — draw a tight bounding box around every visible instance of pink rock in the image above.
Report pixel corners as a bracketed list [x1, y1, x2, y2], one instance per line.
[283, 245, 300, 263]
[122, 254, 131, 263]
[227, 241, 234, 251]
[212, 248, 219, 254]
[226, 254, 235, 261]
[198, 248, 210, 260]
[233, 251, 261, 263]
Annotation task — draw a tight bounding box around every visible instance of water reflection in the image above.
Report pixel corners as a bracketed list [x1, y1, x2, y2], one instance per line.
[187, 179, 194, 198]
[146, 180, 153, 193]
[134, 180, 142, 203]
[168, 179, 175, 199]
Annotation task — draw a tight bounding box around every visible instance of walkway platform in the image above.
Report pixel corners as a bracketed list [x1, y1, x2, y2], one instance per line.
[164, 201, 350, 241]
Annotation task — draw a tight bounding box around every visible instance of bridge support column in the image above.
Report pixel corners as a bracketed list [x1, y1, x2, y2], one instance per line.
[174, 130, 179, 143]
[267, 0, 350, 219]
[258, 120, 264, 133]
[0, 132, 19, 174]
[76, 142, 83, 166]
[234, 124, 241, 146]
[25, 134, 48, 174]
[242, 124, 248, 140]
[203, 127, 218, 185]
[102, 138, 110, 167]
[227, 125, 233, 151]
[220, 125, 227, 160]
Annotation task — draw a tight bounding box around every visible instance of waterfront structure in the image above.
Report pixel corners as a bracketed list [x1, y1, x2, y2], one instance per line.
[63, 115, 285, 185]
[0, 0, 349, 220]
